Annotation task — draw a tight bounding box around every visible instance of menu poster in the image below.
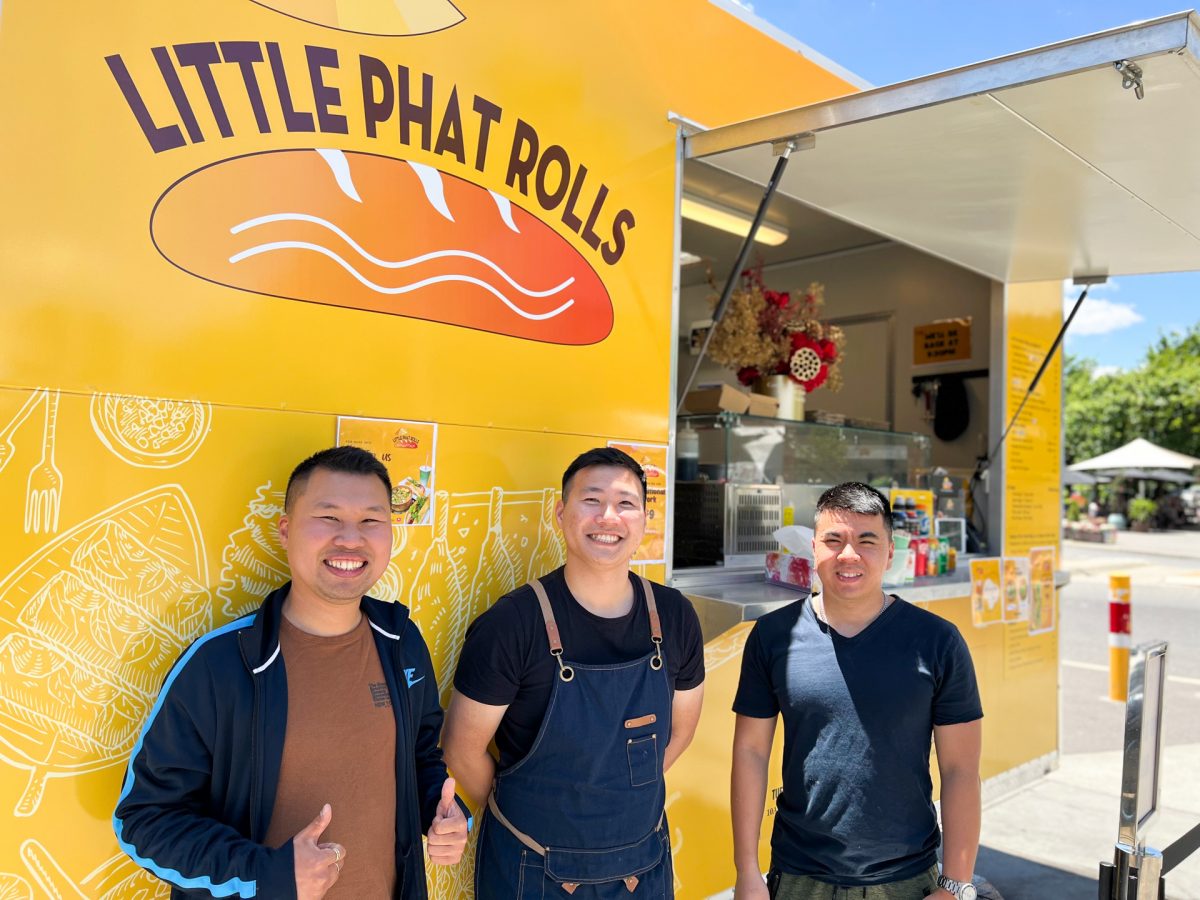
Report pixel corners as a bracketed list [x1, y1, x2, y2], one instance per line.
[1002, 556, 1032, 623]
[1028, 546, 1057, 635]
[607, 441, 668, 563]
[337, 417, 438, 526]
[969, 557, 1004, 628]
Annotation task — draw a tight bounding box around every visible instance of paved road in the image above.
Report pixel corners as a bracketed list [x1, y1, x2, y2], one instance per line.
[979, 533, 1200, 900]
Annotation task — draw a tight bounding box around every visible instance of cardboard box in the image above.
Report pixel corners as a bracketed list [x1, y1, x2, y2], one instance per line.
[746, 392, 779, 417]
[765, 551, 811, 592]
[683, 384, 750, 414]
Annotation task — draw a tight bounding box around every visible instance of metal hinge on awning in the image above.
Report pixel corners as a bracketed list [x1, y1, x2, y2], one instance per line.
[1114, 59, 1145, 99]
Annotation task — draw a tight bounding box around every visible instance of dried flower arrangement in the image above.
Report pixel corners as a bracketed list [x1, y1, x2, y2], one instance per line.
[706, 266, 845, 392]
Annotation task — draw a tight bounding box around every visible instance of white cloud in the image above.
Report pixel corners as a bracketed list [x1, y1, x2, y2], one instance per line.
[729, 0, 755, 9]
[1066, 297, 1144, 336]
[1092, 365, 1122, 378]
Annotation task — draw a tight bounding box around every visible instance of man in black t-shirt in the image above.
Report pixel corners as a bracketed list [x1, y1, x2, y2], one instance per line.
[731, 482, 983, 900]
[444, 447, 705, 898]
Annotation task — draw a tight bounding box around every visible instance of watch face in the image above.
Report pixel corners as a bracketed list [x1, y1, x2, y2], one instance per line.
[961, 884, 978, 900]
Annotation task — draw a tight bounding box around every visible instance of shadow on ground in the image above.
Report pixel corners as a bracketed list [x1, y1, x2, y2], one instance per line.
[977, 845, 1100, 900]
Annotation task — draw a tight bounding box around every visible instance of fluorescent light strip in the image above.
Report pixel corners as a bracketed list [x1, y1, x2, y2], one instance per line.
[680, 195, 789, 246]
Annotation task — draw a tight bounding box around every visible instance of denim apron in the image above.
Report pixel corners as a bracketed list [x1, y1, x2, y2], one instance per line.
[476, 576, 674, 899]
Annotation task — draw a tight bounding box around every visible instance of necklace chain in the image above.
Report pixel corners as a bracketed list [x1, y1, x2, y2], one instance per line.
[814, 591, 889, 631]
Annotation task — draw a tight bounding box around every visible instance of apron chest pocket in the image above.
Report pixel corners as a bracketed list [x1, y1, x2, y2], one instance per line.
[626, 734, 659, 787]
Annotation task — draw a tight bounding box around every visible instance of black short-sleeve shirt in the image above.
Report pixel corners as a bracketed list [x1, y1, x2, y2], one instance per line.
[733, 595, 982, 885]
[454, 567, 705, 770]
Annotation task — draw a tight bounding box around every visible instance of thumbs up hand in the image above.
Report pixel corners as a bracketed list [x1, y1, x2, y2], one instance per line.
[292, 804, 345, 899]
[426, 778, 468, 865]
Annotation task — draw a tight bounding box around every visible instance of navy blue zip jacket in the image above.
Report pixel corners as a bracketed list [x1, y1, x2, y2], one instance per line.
[113, 584, 459, 899]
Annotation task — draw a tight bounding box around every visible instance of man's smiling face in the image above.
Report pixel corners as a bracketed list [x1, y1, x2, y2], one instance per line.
[279, 468, 393, 611]
[556, 465, 646, 571]
[813, 508, 894, 606]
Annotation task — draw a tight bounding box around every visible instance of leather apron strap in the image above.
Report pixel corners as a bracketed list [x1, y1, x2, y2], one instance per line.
[488, 789, 664, 894]
[526, 575, 665, 677]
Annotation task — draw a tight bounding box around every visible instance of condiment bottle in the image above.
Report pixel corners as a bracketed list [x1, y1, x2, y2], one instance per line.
[677, 423, 699, 481]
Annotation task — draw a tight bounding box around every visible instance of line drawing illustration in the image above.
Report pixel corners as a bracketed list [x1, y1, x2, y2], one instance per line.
[0, 486, 210, 816]
[524, 488, 565, 584]
[23, 389, 62, 535]
[410, 492, 470, 701]
[0, 389, 48, 477]
[90, 394, 211, 469]
[0, 871, 32, 900]
[215, 482, 289, 620]
[19, 838, 162, 899]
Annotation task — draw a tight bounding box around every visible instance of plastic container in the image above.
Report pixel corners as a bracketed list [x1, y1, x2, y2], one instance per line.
[883, 532, 910, 586]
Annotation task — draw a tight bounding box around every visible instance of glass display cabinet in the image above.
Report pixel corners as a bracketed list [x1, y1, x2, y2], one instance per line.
[673, 413, 932, 570]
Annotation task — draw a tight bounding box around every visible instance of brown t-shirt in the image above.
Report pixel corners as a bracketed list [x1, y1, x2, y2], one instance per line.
[265, 614, 398, 898]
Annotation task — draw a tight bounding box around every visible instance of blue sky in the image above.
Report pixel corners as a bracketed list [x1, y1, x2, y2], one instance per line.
[737, 0, 1199, 372]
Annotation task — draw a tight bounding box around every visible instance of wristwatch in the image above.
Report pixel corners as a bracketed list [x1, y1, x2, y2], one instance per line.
[937, 874, 978, 900]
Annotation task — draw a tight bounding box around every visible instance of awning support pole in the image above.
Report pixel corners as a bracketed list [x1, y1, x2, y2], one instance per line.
[675, 139, 801, 414]
[971, 283, 1094, 517]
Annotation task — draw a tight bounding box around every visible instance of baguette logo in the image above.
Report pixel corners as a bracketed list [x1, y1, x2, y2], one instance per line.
[251, 0, 465, 35]
[150, 148, 615, 344]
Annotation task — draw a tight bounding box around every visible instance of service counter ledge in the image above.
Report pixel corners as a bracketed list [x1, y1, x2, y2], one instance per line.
[674, 564, 1071, 642]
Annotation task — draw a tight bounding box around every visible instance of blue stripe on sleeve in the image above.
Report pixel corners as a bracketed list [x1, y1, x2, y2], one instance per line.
[113, 615, 260, 898]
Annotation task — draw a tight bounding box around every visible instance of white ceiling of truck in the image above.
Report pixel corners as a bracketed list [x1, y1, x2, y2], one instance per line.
[685, 11, 1200, 283]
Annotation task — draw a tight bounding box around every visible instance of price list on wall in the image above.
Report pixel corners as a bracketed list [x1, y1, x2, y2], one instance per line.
[1003, 291, 1063, 557]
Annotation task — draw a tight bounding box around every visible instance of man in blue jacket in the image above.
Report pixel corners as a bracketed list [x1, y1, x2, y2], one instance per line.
[114, 446, 468, 899]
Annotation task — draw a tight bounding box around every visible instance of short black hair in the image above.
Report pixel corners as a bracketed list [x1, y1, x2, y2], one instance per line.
[284, 446, 392, 512]
[561, 447, 647, 504]
[815, 481, 893, 537]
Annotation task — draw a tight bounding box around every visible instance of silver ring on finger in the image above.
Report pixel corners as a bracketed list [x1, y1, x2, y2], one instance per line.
[332, 846, 342, 864]
[335, 861, 342, 874]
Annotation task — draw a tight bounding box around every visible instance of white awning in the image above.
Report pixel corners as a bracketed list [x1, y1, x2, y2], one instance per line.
[685, 12, 1200, 283]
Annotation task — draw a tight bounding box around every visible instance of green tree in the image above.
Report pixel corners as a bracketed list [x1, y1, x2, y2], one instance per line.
[1064, 324, 1200, 464]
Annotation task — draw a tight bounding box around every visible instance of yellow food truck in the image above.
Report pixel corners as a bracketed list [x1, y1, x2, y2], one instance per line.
[4, 1, 1200, 895]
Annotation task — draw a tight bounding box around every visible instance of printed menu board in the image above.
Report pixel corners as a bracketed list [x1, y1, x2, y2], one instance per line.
[337, 416, 438, 526]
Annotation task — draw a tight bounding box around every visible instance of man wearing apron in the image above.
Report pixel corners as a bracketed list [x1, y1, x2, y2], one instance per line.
[444, 447, 706, 898]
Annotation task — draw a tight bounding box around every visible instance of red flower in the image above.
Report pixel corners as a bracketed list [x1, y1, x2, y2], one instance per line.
[736, 367, 760, 386]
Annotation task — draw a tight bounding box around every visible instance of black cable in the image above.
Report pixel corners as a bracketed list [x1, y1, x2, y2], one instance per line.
[676, 143, 796, 413]
[969, 285, 1094, 547]
[968, 285, 1092, 527]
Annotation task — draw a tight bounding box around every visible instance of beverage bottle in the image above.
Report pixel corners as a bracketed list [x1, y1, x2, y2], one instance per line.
[926, 539, 938, 577]
[938, 539, 948, 575]
[677, 422, 699, 481]
[948, 545, 958, 573]
[914, 538, 926, 577]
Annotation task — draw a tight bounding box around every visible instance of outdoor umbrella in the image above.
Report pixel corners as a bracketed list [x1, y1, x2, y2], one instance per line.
[1069, 438, 1200, 472]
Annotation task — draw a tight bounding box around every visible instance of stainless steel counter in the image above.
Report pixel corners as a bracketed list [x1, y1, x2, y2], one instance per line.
[672, 564, 1071, 642]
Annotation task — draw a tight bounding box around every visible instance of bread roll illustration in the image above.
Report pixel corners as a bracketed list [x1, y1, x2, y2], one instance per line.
[251, 0, 464, 35]
[151, 149, 614, 345]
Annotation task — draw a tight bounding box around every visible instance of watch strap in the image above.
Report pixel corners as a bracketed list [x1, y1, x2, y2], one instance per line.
[937, 874, 975, 898]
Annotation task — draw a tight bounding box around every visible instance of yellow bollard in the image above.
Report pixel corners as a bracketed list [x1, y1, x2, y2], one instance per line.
[1108, 573, 1132, 702]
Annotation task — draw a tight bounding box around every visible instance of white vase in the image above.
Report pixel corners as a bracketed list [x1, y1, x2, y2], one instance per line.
[759, 375, 806, 420]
